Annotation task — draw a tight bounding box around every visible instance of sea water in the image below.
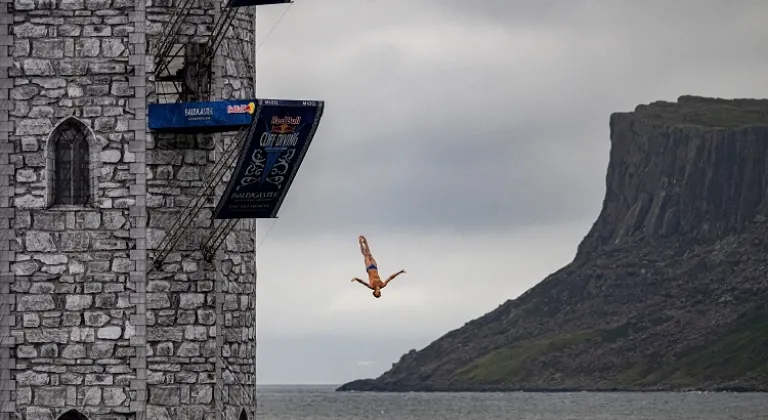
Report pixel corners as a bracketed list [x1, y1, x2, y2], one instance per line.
[256, 385, 766, 420]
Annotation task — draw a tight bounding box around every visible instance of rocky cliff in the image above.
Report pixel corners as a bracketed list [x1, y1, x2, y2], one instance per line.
[338, 96, 768, 392]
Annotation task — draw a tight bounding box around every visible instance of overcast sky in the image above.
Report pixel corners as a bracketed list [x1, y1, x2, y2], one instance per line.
[250, 0, 768, 384]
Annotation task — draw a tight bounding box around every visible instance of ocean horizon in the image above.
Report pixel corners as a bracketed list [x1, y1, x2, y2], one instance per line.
[257, 383, 768, 392]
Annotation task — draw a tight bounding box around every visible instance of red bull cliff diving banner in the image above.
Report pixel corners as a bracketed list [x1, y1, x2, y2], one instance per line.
[147, 100, 257, 134]
[213, 98, 325, 219]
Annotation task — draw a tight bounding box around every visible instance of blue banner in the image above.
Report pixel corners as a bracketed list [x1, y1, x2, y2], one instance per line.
[213, 98, 325, 219]
[225, 0, 292, 8]
[148, 100, 256, 133]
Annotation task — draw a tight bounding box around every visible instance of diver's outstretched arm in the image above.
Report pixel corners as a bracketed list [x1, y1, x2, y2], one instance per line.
[351, 277, 373, 289]
[383, 269, 406, 286]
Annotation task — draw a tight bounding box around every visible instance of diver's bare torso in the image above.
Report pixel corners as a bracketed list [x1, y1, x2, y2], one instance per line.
[351, 236, 405, 298]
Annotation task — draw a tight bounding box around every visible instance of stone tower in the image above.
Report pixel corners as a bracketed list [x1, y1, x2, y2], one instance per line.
[0, 2, 261, 420]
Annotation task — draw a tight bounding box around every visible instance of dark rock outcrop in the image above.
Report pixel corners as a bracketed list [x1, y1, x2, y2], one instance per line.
[337, 96, 768, 392]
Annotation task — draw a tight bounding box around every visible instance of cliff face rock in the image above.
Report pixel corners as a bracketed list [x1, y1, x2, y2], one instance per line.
[580, 96, 768, 255]
[338, 96, 768, 392]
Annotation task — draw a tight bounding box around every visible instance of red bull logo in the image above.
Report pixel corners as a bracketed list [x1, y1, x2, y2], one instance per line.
[269, 115, 301, 135]
[271, 123, 296, 134]
[227, 102, 256, 114]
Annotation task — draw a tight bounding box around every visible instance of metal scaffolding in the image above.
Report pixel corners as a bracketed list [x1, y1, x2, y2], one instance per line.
[151, 1, 292, 266]
[152, 121, 253, 268]
[153, 0, 288, 102]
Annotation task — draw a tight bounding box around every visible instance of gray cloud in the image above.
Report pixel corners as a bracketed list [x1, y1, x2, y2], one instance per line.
[253, 0, 768, 237]
[248, 0, 768, 383]
[256, 334, 433, 385]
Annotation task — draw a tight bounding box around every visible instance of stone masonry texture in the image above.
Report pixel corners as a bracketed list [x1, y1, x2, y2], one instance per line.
[3, 2, 258, 420]
[1, 0, 16, 419]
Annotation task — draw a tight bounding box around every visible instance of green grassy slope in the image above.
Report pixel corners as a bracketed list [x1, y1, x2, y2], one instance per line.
[451, 309, 768, 389]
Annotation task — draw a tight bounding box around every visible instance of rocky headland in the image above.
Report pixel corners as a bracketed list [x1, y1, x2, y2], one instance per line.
[338, 96, 768, 392]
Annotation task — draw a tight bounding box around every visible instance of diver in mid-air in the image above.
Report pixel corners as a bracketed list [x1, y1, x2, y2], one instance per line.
[351, 235, 406, 298]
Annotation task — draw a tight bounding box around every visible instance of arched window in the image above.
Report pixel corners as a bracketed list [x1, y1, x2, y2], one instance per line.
[239, 409, 248, 420]
[47, 118, 92, 206]
[57, 410, 88, 420]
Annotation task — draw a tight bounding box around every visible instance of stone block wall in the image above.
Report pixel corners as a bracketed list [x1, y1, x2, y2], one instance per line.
[213, 8, 256, 420]
[220, 11, 255, 100]
[214, 225, 255, 420]
[144, 5, 221, 420]
[2, 1, 258, 420]
[1, 0, 16, 419]
[126, 1, 148, 420]
[144, 3, 257, 420]
[9, 2, 138, 420]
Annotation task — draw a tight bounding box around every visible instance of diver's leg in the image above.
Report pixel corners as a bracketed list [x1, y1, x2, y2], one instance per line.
[359, 236, 377, 268]
[359, 235, 372, 255]
[358, 236, 367, 255]
[364, 254, 378, 270]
